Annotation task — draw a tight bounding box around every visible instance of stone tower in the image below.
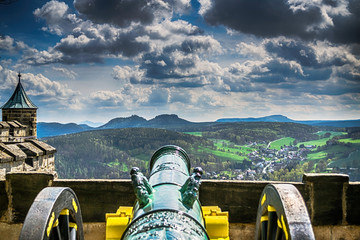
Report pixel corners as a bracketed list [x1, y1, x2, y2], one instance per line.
[1, 73, 38, 138]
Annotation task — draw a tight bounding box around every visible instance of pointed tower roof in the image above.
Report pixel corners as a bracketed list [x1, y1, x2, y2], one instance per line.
[1, 73, 37, 109]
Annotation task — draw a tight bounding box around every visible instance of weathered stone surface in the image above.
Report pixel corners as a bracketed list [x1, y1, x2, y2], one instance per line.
[0, 180, 8, 220]
[83, 223, 106, 240]
[229, 223, 255, 239]
[313, 225, 360, 240]
[200, 180, 268, 222]
[346, 182, 360, 225]
[0, 173, 359, 239]
[0, 223, 22, 239]
[303, 173, 349, 183]
[52, 179, 135, 222]
[303, 173, 349, 225]
[27, 139, 56, 154]
[6, 172, 54, 223]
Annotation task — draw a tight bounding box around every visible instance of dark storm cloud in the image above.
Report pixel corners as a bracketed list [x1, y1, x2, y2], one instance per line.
[264, 40, 318, 67]
[264, 38, 352, 68]
[74, 0, 155, 27]
[296, 78, 360, 95]
[323, 0, 360, 44]
[142, 50, 197, 80]
[203, 0, 360, 44]
[249, 60, 305, 83]
[203, 0, 321, 40]
[140, 36, 221, 82]
[54, 26, 150, 64]
[74, 0, 191, 28]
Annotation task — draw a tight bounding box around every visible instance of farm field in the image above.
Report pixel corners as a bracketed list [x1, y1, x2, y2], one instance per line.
[339, 138, 360, 144]
[269, 137, 295, 150]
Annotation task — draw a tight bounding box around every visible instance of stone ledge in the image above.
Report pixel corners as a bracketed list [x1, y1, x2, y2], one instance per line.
[303, 173, 349, 183]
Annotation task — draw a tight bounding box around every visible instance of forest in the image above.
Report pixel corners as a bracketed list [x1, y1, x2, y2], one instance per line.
[43, 122, 360, 181]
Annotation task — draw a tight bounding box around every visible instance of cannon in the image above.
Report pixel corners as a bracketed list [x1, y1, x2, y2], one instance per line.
[20, 145, 315, 240]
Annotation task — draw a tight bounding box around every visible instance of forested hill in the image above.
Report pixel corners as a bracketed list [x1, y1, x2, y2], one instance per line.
[201, 122, 319, 145]
[44, 122, 319, 179]
[38, 114, 357, 138]
[44, 128, 211, 179]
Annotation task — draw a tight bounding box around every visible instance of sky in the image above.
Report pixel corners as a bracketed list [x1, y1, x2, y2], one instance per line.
[0, 0, 359, 124]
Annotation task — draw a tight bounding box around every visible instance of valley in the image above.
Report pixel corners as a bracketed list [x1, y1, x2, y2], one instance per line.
[43, 121, 360, 181]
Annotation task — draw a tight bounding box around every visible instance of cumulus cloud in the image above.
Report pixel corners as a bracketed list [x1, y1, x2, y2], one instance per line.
[2, 0, 359, 121]
[112, 65, 146, 84]
[34, 0, 80, 35]
[0, 66, 82, 110]
[74, 0, 191, 28]
[89, 90, 126, 108]
[27, 1, 214, 65]
[52, 66, 78, 79]
[201, 0, 360, 44]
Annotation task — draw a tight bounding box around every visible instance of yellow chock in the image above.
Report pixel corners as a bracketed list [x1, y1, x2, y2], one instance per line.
[202, 206, 229, 240]
[105, 206, 133, 240]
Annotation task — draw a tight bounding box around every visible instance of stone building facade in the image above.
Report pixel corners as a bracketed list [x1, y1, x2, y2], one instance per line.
[0, 73, 56, 179]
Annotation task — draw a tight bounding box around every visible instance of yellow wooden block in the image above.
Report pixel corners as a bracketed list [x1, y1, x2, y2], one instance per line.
[105, 206, 133, 240]
[202, 206, 229, 240]
[106, 216, 130, 239]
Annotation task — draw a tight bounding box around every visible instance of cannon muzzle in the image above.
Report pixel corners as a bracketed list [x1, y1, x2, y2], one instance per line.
[123, 145, 209, 240]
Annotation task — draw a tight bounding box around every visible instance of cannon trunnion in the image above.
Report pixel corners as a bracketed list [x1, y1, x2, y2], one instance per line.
[121, 145, 209, 239]
[20, 145, 315, 240]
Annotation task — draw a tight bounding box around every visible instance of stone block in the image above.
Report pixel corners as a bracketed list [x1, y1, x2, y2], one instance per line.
[0, 180, 8, 220]
[200, 180, 267, 223]
[303, 173, 349, 225]
[52, 179, 135, 222]
[6, 172, 54, 223]
[346, 183, 360, 225]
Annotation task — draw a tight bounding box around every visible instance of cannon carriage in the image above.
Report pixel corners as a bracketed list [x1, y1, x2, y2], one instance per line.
[20, 145, 315, 240]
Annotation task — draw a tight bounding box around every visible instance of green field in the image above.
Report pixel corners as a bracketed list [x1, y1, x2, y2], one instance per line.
[329, 150, 360, 168]
[315, 131, 347, 137]
[269, 137, 296, 150]
[197, 139, 256, 162]
[184, 132, 202, 136]
[297, 138, 330, 148]
[306, 151, 328, 161]
[339, 138, 360, 144]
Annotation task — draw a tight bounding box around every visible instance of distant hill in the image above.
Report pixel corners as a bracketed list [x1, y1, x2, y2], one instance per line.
[79, 120, 104, 128]
[297, 120, 360, 128]
[99, 114, 204, 131]
[217, 115, 360, 128]
[37, 122, 94, 138]
[99, 115, 147, 129]
[37, 114, 360, 138]
[216, 115, 294, 123]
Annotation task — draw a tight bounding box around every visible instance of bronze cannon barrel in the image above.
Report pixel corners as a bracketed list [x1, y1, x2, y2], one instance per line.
[122, 145, 209, 240]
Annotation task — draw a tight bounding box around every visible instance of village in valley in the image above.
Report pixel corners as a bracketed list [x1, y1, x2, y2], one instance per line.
[202, 132, 360, 182]
[205, 140, 316, 181]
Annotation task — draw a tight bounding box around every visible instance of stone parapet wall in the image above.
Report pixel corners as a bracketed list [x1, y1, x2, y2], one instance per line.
[0, 172, 359, 239]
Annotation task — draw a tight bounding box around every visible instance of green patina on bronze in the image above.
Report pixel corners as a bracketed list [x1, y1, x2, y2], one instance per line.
[1, 73, 37, 109]
[126, 145, 209, 240]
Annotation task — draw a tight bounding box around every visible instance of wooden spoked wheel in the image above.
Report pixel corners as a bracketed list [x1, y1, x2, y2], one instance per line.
[255, 184, 315, 240]
[20, 187, 84, 240]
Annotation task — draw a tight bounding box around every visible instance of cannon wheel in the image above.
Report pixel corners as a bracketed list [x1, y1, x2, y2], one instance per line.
[255, 184, 315, 240]
[20, 187, 84, 240]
